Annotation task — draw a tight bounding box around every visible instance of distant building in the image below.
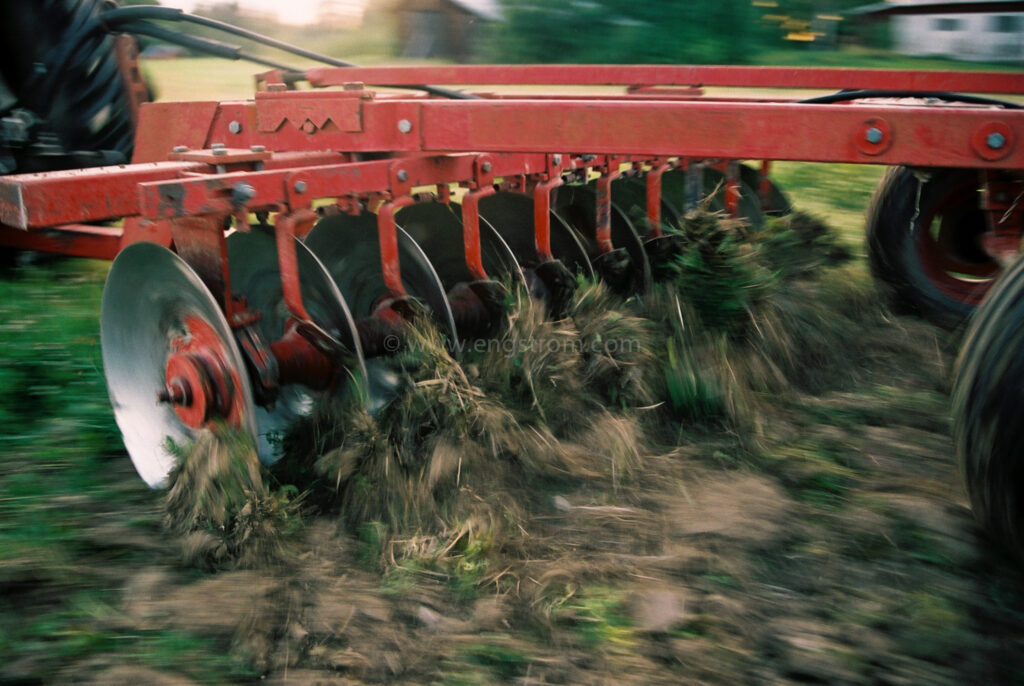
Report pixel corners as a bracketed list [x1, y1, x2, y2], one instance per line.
[888, 0, 1024, 61]
[395, 0, 501, 62]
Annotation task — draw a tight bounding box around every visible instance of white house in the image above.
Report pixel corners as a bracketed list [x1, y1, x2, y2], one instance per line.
[887, 0, 1024, 61]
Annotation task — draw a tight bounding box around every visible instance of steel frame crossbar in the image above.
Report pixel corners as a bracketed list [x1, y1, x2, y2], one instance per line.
[0, 64, 1021, 261]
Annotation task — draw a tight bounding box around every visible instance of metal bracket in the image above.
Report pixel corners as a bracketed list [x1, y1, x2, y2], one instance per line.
[595, 155, 623, 254]
[376, 195, 416, 297]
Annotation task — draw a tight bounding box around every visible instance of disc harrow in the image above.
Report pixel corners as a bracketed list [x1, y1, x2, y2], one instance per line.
[1, 12, 1024, 553]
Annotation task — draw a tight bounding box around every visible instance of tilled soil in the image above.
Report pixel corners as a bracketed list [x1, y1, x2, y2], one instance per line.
[7, 309, 1024, 686]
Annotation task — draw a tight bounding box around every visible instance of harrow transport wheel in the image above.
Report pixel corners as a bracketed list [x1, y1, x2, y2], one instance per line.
[227, 225, 367, 463]
[101, 243, 257, 488]
[954, 255, 1024, 557]
[866, 167, 1002, 329]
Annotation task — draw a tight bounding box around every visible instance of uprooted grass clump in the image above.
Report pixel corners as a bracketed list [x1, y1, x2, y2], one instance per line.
[645, 208, 883, 399]
[667, 211, 774, 339]
[292, 312, 644, 576]
[164, 427, 302, 569]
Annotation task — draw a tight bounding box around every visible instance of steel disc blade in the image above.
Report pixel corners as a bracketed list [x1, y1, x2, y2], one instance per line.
[396, 201, 525, 290]
[227, 225, 367, 463]
[101, 242, 257, 488]
[305, 211, 457, 407]
[304, 211, 457, 343]
[552, 183, 653, 293]
[704, 167, 765, 229]
[478, 191, 594, 279]
[739, 163, 791, 216]
[610, 176, 680, 238]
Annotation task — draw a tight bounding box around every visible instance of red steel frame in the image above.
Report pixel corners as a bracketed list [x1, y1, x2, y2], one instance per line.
[0, 64, 1021, 282]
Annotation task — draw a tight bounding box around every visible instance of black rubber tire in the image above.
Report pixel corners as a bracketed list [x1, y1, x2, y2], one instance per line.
[866, 167, 998, 330]
[953, 255, 1024, 557]
[0, 0, 137, 172]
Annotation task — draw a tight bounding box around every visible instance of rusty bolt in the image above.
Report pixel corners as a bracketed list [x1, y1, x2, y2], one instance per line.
[398, 119, 413, 134]
[228, 120, 242, 134]
[172, 145, 189, 153]
[865, 127, 883, 145]
[294, 180, 308, 194]
[987, 132, 1007, 150]
[397, 170, 409, 182]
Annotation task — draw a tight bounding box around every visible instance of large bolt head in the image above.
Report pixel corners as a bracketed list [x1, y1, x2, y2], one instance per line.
[232, 182, 256, 205]
[987, 132, 1007, 150]
[865, 127, 883, 145]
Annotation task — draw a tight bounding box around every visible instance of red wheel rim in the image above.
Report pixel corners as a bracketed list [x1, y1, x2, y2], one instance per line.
[915, 181, 1011, 306]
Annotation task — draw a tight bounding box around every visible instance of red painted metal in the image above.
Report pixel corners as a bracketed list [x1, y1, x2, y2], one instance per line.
[273, 210, 318, 322]
[460, 185, 494, 281]
[0, 223, 120, 260]
[159, 314, 243, 429]
[269, 321, 336, 392]
[304, 65, 1024, 95]
[725, 161, 740, 219]
[646, 161, 671, 238]
[168, 215, 235, 319]
[0, 161, 203, 229]
[376, 196, 415, 297]
[414, 100, 1024, 168]
[0, 62, 1021, 334]
[132, 102, 220, 163]
[595, 157, 621, 254]
[533, 176, 562, 261]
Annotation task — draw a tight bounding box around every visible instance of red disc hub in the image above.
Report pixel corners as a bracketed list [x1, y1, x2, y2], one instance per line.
[158, 314, 239, 429]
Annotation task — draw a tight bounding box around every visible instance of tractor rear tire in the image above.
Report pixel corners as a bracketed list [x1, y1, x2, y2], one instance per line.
[954, 255, 1024, 557]
[866, 167, 999, 330]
